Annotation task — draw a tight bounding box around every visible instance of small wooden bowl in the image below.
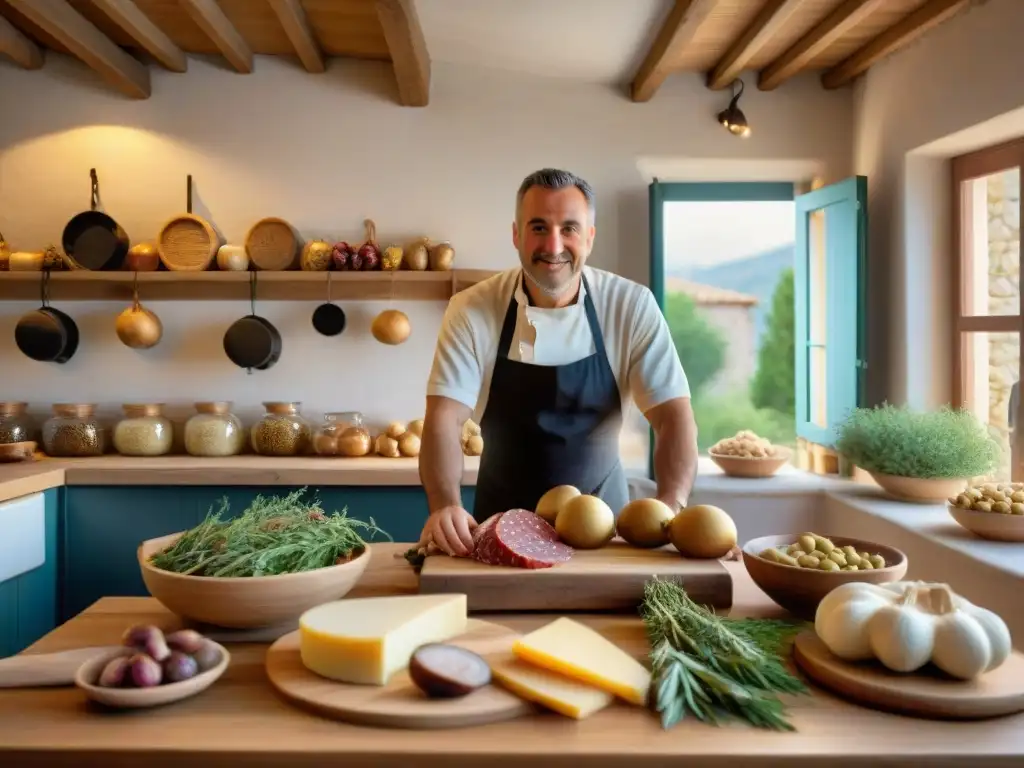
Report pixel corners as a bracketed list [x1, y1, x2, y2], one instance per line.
[708, 446, 792, 478]
[74, 642, 230, 709]
[869, 472, 968, 504]
[0, 441, 37, 463]
[742, 534, 909, 620]
[948, 503, 1024, 542]
[138, 532, 371, 629]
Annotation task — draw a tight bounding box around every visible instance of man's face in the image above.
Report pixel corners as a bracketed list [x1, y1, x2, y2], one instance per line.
[513, 185, 595, 301]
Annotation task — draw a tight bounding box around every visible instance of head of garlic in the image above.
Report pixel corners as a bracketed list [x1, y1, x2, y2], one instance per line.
[814, 580, 1012, 680]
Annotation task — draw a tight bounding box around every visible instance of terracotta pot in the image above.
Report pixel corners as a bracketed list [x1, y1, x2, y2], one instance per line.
[869, 472, 968, 504]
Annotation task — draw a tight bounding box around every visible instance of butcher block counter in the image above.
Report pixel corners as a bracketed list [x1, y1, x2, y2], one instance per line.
[1, 543, 1020, 768]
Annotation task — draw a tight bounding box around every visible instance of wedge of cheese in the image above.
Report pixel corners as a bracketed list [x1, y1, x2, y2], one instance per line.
[298, 594, 468, 685]
[512, 617, 651, 705]
[490, 653, 613, 719]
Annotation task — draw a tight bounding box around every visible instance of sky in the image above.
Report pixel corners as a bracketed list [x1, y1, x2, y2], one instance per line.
[663, 200, 797, 270]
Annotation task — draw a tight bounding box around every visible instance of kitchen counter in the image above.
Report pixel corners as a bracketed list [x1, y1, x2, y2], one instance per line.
[2, 542, 1020, 767]
[0, 454, 482, 502]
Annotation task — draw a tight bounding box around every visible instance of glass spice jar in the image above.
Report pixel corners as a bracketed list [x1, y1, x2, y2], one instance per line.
[313, 411, 371, 457]
[184, 401, 247, 457]
[0, 402, 36, 445]
[251, 402, 311, 457]
[113, 403, 173, 456]
[42, 403, 105, 457]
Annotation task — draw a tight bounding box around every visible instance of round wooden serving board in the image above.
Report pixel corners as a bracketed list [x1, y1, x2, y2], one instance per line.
[793, 630, 1024, 720]
[265, 618, 534, 729]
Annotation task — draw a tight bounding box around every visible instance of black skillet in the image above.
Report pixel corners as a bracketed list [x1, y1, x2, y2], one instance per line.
[224, 272, 282, 373]
[311, 271, 347, 336]
[61, 168, 129, 271]
[15, 271, 80, 364]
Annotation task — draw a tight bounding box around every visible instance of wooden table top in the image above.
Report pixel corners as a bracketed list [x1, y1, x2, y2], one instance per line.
[1, 542, 1021, 767]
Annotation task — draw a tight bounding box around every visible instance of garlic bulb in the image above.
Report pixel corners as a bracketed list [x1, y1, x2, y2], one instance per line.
[814, 581, 1012, 680]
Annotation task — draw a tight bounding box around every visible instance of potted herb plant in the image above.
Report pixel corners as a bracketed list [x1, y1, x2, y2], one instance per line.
[835, 403, 1002, 503]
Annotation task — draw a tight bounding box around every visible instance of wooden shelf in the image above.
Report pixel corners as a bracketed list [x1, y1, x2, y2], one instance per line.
[0, 269, 498, 302]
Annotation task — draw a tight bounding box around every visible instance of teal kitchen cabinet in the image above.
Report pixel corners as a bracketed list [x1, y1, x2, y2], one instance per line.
[0, 488, 60, 658]
[61, 485, 475, 622]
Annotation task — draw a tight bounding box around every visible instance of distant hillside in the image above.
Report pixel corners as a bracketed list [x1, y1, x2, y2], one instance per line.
[668, 244, 793, 347]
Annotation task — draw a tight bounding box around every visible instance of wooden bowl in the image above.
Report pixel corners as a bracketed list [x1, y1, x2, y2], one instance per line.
[741, 534, 909, 620]
[947, 503, 1024, 542]
[869, 472, 967, 503]
[138, 532, 371, 629]
[708, 446, 792, 478]
[74, 641, 230, 709]
[0, 441, 36, 462]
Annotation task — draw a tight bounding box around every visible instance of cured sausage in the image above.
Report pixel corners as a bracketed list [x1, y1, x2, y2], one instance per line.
[471, 511, 508, 566]
[494, 509, 574, 569]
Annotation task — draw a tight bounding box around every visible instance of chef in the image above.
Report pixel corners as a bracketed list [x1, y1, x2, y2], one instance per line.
[417, 168, 697, 556]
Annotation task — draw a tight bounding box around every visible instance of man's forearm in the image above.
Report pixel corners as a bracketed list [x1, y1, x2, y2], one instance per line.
[419, 400, 468, 513]
[648, 399, 698, 510]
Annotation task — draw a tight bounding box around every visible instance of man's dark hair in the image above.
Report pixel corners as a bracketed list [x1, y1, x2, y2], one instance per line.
[516, 168, 595, 223]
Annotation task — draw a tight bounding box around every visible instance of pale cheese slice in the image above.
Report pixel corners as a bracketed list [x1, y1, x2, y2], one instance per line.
[512, 616, 651, 705]
[490, 653, 613, 719]
[298, 594, 468, 685]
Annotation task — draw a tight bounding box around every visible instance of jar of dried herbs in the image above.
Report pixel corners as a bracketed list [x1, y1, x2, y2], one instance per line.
[184, 401, 247, 457]
[0, 402, 36, 445]
[251, 402, 311, 456]
[113, 403, 173, 456]
[42, 404, 105, 457]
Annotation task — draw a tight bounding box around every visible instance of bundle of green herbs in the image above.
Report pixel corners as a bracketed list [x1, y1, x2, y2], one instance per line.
[642, 578, 807, 731]
[835, 403, 1001, 479]
[149, 489, 390, 577]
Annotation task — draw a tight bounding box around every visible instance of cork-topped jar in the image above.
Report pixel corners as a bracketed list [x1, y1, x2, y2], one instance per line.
[113, 403, 173, 456]
[313, 411, 371, 457]
[184, 401, 247, 457]
[0, 402, 36, 445]
[251, 401, 311, 456]
[42, 404, 105, 457]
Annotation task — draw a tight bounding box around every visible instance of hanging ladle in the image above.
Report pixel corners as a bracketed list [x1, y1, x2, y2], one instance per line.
[311, 271, 347, 337]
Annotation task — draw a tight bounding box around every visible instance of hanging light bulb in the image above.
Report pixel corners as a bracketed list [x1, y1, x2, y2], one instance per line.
[717, 78, 751, 138]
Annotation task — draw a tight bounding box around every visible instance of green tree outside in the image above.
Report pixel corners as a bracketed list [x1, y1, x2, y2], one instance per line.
[750, 267, 796, 417]
[663, 292, 726, 397]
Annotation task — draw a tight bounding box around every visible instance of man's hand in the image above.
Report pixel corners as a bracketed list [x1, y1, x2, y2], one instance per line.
[418, 505, 477, 557]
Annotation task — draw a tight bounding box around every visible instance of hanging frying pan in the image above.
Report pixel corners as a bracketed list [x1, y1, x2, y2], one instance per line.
[15, 271, 80, 363]
[61, 168, 130, 271]
[224, 272, 282, 373]
[311, 271, 346, 336]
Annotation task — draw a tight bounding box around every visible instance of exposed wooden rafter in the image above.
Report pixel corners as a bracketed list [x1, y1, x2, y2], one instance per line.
[758, 0, 887, 91]
[375, 0, 430, 107]
[266, 0, 324, 74]
[706, 0, 808, 90]
[631, 0, 718, 102]
[92, 0, 187, 73]
[822, 0, 971, 89]
[0, 12, 43, 69]
[5, 0, 150, 98]
[179, 0, 253, 74]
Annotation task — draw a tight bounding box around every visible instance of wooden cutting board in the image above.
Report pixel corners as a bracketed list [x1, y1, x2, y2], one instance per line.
[793, 630, 1024, 720]
[418, 539, 732, 612]
[265, 618, 534, 729]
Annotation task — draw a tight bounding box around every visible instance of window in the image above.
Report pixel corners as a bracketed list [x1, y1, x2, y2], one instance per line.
[952, 138, 1024, 481]
[643, 178, 867, 478]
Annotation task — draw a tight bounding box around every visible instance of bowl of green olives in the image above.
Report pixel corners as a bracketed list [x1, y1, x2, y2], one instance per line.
[74, 624, 230, 708]
[742, 532, 908, 620]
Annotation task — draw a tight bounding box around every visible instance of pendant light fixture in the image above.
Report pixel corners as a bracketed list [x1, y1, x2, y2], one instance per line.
[717, 78, 751, 138]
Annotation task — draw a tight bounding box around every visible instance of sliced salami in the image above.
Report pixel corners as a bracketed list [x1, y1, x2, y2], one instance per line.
[495, 509, 574, 569]
[471, 511, 507, 566]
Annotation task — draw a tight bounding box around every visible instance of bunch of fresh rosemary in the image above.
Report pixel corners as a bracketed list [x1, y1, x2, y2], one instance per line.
[642, 578, 808, 731]
[149, 489, 390, 577]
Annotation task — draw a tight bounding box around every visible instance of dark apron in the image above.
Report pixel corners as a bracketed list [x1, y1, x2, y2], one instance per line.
[472, 273, 629, 523]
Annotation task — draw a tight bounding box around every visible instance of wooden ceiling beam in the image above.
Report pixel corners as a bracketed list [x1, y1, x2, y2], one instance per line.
[822, 0, 970, 89]
[706, 0, 809, 90]
[631, 0, 719, 102]
[179, 0, 253, 74]
[267, 0, 324, 74]
[375, 0, 430, 107]
[5, 0, 149, 98]
[758, 0, 887, 91]
[0, 13, 43, 69]
[91, 0, 187, 73]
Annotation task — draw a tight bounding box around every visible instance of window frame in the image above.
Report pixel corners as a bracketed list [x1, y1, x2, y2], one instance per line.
[950, 136, 1024, 481]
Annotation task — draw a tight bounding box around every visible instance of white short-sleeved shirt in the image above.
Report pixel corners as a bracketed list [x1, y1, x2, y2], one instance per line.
[426, 266, 690, 423]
